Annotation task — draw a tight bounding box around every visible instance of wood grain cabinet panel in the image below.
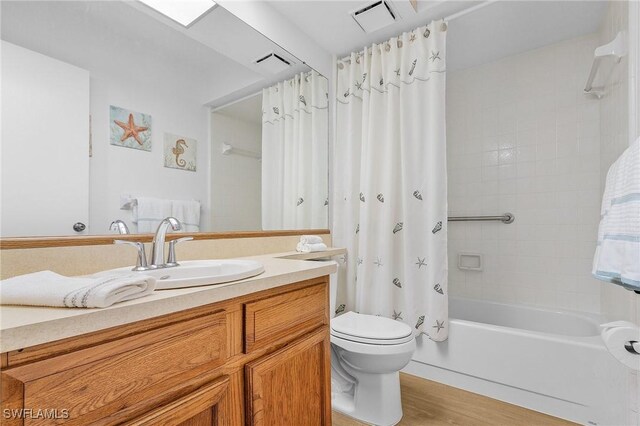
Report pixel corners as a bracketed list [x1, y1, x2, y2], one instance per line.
[125, 375, 229, 426]
[245, 327, 332, 426]
[244, 280, 328, 353]
[0, 278, 332, 426]
[2, 311, 227, 425]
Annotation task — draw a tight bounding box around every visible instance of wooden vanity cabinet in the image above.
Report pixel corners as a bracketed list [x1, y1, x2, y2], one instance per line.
[0, 277, 332, 426]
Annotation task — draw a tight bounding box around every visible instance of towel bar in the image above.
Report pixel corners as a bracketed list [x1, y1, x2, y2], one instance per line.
[448, 213, 514, 224]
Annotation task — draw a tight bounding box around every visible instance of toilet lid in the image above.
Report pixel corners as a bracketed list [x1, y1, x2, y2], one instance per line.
[331, 311, 412, 341]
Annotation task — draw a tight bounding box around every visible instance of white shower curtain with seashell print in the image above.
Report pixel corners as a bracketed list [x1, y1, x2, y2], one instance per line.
[261, 71, 329, 230]
[333, 21, 448, 341]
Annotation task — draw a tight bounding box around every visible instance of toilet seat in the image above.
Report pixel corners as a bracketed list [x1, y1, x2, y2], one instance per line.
[331, 330, 414, 345]
[331, 311, 414, 345]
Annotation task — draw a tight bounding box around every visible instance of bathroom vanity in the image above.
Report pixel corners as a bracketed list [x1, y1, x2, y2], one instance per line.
[0, 253, 340, 425]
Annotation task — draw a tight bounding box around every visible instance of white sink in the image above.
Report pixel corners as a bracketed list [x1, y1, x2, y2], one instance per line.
[98, 259, 265, 290]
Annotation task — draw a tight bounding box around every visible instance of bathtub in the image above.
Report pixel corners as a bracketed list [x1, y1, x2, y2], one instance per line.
[403, 297, 629, 426]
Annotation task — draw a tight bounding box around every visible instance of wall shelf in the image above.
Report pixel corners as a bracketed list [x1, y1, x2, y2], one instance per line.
[584, 31, 627, 99]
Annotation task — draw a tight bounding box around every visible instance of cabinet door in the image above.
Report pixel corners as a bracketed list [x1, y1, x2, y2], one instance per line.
[125, 375, 229, 426]
[245, 327, 331, 426]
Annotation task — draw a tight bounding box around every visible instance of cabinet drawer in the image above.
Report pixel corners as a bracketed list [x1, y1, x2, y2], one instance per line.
[244, 280, 328, 353]
[2, 310, 227, 425]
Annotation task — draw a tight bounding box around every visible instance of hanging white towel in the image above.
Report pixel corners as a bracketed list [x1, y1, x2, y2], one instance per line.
[171, 200, 201, 232]
[0, 271, 156, 308]
[133, 197, 172, 233]
[592, 137, 640, 291]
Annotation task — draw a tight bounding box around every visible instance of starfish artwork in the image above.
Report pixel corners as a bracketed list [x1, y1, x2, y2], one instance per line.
[110, 106, 152, 151]
[114, 114, 148, 145]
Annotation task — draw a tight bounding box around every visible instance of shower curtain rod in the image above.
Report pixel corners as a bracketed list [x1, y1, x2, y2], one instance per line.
[443, 0, 498, 22]
[337, 0, 498, 63]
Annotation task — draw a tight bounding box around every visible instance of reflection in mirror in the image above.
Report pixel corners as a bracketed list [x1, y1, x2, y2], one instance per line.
[212, 71, 328, 231]
[0, 1, 328, 238]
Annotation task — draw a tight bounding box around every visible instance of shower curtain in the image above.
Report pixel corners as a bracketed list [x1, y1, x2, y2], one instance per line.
[261, 71, 329, 230]
[333, 21, 449, 340]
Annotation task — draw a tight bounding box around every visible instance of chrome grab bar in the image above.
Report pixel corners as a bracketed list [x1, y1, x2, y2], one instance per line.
[448, 212, 514, 224]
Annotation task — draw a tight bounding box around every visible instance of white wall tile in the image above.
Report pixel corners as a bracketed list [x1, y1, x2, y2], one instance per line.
[447, 33, 602, 313]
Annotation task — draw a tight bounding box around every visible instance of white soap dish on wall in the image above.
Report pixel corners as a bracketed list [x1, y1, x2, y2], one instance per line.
[458, 253, 483, 271]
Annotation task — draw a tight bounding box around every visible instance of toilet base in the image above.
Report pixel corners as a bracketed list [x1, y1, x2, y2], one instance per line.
[331, 368, 403, 426]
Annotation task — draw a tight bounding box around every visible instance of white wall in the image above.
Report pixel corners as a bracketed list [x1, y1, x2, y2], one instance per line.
[1, 42, 90, 237]
[210, 111, 261, 231]
[447, 33, 604, 313]
[89, 73, 210, 234]
[598, 0, 635, 323]
[597, 2, 640, 425]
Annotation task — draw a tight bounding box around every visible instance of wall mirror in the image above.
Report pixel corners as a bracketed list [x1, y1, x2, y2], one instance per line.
[0, 0, 329, 238]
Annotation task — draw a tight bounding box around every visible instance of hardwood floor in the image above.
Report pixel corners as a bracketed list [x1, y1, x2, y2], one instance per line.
[332, 373, 577, 426]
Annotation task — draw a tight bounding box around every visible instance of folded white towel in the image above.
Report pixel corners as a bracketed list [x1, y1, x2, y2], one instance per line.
[300, 235, 324, 244]
[296, 242, 328, 253]
[592, 136, 640, 292]
[0, 271, 156, 308]
[133, 197, 172, 233]
[172, 200, 201, 233]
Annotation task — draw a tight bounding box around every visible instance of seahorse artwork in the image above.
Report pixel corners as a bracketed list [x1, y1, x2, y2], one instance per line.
[164, 133, 197, 171]
[172, 139, 188, 167]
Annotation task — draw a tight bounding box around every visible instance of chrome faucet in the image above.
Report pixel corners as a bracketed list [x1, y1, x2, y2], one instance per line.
[113, 217, 190, 271]
[114, 240, 150, 271]
[110, 220, 130, 235]
[151, 217, 182, 268]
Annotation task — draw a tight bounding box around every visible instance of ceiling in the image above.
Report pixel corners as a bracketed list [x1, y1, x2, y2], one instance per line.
[214, 93, 263, 126]
[0, 1, 310, 106]
[1, 0, 609, 107]
[269, 0, 608, 71]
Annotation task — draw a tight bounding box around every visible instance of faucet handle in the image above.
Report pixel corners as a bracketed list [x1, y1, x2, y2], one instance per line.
[166, 237, 193, 267]
[114, 240, 150, 271]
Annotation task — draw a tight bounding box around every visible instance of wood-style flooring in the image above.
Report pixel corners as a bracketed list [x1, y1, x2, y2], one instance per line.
[332, 373, 577, 426]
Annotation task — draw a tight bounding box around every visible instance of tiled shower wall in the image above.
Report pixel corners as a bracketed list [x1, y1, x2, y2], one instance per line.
[597, 2, 640, 425]
[446, 33, 604, 313]
[598, 0, 637, 325]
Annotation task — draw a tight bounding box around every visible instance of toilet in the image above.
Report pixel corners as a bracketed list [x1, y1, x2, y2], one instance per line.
[329, 266, 416, 426]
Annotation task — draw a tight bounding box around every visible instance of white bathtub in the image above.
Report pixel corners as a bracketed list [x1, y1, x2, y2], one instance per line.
[403, 298, 629, 426]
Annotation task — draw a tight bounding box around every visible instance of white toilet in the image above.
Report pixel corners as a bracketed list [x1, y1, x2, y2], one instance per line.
[329, 268, 416, 426]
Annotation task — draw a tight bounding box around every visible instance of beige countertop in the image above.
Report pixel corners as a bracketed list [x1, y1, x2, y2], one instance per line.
[0, 248, 345, 353]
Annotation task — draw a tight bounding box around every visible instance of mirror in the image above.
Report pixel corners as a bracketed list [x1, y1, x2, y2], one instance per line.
[0, 0, 329, 237]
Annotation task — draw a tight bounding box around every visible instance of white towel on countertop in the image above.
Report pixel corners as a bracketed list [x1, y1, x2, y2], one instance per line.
[0, 271, 156, 308]
[592, 136, 640, 292]
[300, 235, 324, 244]
[172, 199, 201, 232]
[133, 197, 172, 233]
[296, 242, 328, 253]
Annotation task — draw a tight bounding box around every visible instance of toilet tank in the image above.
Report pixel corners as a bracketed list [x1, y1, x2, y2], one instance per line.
[313, 260, 339, 318]
[324, 260, 338, 318]
[330, 267, 338, 319]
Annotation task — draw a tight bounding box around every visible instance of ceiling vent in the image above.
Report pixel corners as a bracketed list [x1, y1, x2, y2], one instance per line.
[352, 1, 397, 34]
[254, 53, 292, 75]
